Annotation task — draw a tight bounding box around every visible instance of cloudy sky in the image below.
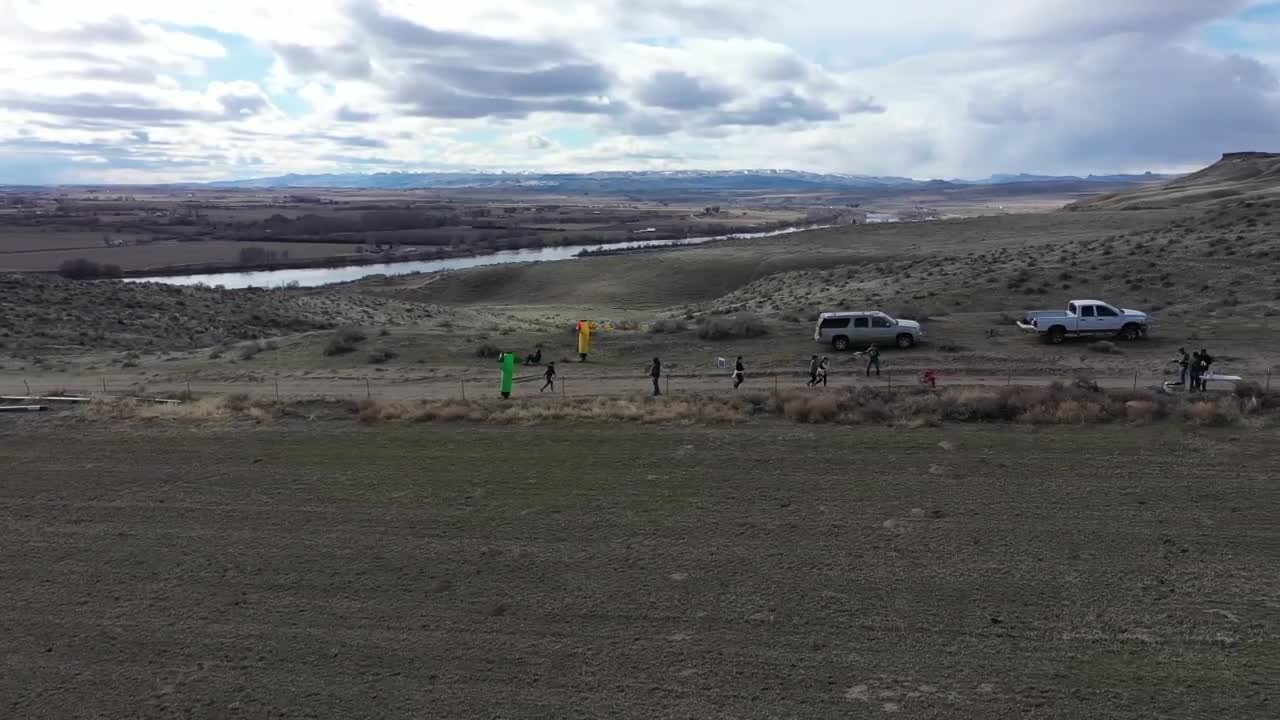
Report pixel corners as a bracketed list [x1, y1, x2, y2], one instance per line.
[1, 0, 1278, 183]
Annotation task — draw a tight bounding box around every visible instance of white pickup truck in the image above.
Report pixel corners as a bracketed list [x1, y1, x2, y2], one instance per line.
[1016, 299, 1150, 344]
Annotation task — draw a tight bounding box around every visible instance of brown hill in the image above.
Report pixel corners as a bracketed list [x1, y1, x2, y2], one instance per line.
[1068, 152, 1280, 210]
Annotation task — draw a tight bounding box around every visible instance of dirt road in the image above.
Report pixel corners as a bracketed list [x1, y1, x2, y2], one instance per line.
[6, 366, 1226, 404]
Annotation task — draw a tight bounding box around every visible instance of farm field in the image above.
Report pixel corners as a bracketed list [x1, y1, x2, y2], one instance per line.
[1, 419, 1276, 719]
[0, 188, 814, 275]
[0, 240, 363, 272]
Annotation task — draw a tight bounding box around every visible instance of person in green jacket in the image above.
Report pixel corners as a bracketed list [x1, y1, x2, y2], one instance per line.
[865, 344, 881, 377]
[498, 352, 516, 398]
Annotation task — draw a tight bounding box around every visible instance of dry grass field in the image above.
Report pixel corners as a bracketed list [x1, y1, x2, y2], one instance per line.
[1, 417, 1277, 719]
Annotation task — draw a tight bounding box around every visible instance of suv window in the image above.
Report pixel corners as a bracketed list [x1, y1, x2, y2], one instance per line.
[820, 318, 850, 329]
[1080, 305, 1096, 317]
[1096, 305, 1118, 317]
[853, 317, 870, 329]
[871, 317, 892, 328]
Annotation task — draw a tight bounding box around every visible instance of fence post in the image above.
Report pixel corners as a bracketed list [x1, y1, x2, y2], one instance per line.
[887, 369, 892, 390]
[24, 379, 30, 396]
[365, 377, 371, 400]
[274, 375, 281, 402]
[1267, 371, 1272, 392]
[102, 377, 108, 394]
[461, 380, 466, 400]
[665, 375, 670, 395]
[186, 377, 192, 397]
[1133, 371, 1138, 390]
[773, 373, 778, 395]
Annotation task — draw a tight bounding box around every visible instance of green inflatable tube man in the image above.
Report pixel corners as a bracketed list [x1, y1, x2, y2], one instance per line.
[498, 352, 516, 398]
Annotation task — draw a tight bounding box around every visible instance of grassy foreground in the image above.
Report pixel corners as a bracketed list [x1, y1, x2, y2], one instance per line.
[1, 419, 1277, 718]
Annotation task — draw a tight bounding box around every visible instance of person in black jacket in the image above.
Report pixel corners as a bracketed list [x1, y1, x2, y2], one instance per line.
[648, 357, 661, 397]
[732, 356, 745, 389]
[806, 355, 819, 387]
[1197, 349, 1214, 391]
[540, 362, 556, 392]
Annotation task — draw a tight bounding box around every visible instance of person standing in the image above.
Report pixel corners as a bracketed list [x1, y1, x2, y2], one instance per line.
[1198, 348, 1214, 391]
[817, 356, 830, 387]
[806, 355, 819, 387]
[540, 362, 556, 392]
[1175, 347, 1190, 387]
[865, 344, 881, 377]
[1189, 350, 1203, 392]
[648, 357, 662, 397]
[732, 356, 745, 389]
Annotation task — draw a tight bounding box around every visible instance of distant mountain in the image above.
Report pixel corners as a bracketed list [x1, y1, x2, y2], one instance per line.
[1068, 153, 1280, 210]
[206, 169, 1173, 193]
[958, 172, 1176, 185]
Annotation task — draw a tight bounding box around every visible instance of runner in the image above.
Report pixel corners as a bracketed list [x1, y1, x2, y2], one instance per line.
[806, 355, 819, 387]
[648, 357, 662, 397]
[816, 357, 829, 387]
[540, 362, 556, 392]
[733, 356, 745, 389]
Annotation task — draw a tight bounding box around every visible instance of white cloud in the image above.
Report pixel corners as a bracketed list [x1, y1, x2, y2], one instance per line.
[0, 0, 1277, 182]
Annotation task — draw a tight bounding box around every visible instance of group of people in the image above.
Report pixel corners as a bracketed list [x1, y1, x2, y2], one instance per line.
[1175, 347, 1216, 392]
[524, 340, 888, 399]
[807, 344, 881, 385]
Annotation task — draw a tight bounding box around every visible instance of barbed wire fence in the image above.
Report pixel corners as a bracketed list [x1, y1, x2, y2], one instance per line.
[4, 363, 1273, 405]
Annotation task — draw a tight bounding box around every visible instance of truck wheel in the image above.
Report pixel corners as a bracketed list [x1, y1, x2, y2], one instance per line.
[1047, 326, 1066, 344]
[833, 336, 850, 351]
[896, 333, 915, 349]
[1120, 324, 1141, 341]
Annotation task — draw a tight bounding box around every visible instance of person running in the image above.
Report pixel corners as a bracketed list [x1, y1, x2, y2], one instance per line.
[806, 355, 819, 387]
[732, 356, 745, 389]
[540, 362, 556, 392]
[865, 344, 881, 377]
[1175, 347, 1190, 387]
[817, 356, 830, 387]
[1189, 350, 1203, 392]
[648, 357, 662, 397]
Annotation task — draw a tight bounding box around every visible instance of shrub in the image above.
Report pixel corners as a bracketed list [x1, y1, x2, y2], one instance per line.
[237, 342, 262, 361]
[649, 318, 688, 334]
[783, 395, 840, 423]
[1089, 341, 1121, 354]
[367, 347, 397, 364]
[1185, 399, 1242, 427]
[58, 258, 123, 280]
[696, 313, 767, 340]
[324, 327, 366, 356]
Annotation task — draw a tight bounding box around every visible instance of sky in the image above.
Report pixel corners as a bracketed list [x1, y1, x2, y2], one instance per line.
[1, 0, 1279, 184]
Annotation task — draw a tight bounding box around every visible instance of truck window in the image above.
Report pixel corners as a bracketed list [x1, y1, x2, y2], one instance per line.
[1080, 305, 1096, 318]
[1096, 305, 1118, 317]
[1068, 303, 1077, 315]
[871, 317, 892, 328]
[820, 318, 851, 329]
[853, 317, 869, 329]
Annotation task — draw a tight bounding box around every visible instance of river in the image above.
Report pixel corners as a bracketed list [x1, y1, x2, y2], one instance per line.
[124, 224, 831, 289]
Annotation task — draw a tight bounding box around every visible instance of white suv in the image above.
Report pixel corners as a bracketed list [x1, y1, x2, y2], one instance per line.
[814, 311, 923, 350]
